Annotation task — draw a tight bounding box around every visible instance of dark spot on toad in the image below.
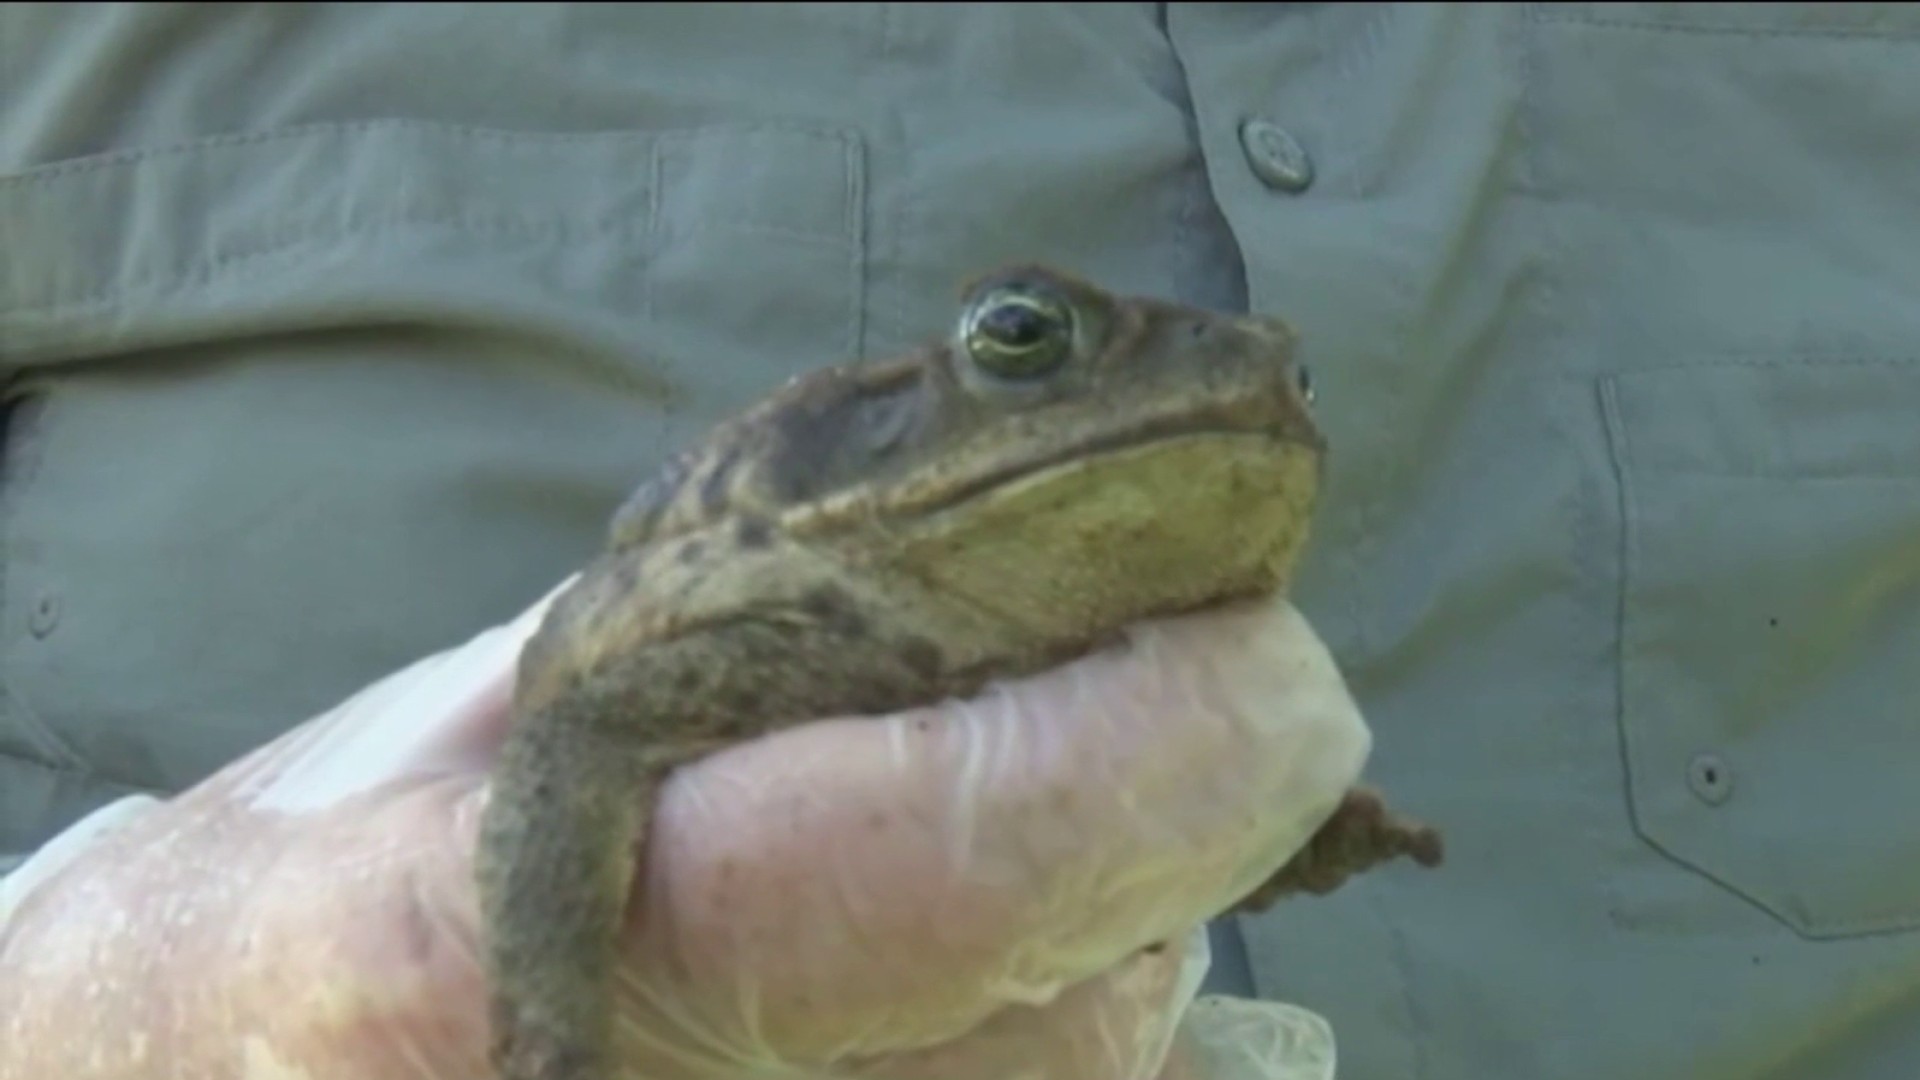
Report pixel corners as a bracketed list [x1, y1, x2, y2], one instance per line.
[735, 517, 771, 548]
[801, 586, 841, 618]
[677, 540, 706, 565]
[802, 585, 867, 636]
[611, 560, 641, 595]
[723, 690, 763, 721]
[899, 636, 943, 680]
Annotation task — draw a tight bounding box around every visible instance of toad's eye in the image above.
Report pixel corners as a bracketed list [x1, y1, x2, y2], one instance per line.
[960, 286, 1074, 380]
[1295, 363, 1315, 405]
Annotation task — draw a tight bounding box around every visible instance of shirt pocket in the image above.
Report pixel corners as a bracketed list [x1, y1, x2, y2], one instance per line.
[0, 119, 868, 390]
[1600, 358, 1920, 939]
[0, 118, 867, 805]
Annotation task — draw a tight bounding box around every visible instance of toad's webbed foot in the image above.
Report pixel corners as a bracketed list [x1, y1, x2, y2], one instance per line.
[1231, 785, 1443, 914]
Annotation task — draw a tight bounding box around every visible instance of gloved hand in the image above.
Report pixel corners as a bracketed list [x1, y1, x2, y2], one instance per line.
[0, 581, 1369, 1080]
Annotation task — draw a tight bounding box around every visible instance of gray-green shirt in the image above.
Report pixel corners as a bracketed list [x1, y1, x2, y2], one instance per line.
[4, 4, 1918, 1077]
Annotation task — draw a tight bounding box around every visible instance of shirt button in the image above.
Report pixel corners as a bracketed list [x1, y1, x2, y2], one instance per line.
[1240, 118, 1315, 194]
[1687, 753, 1733, 806]
[28, 591, 60, 638]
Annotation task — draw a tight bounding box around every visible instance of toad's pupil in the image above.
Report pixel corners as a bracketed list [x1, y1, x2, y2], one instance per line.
[982, 302, 1049, 346]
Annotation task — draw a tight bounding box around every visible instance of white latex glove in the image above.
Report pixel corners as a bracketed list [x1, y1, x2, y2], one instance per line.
[0, 580, 1368, 1080]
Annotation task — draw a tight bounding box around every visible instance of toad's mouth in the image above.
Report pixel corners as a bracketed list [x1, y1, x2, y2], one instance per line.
[878, 403, 1324, 521]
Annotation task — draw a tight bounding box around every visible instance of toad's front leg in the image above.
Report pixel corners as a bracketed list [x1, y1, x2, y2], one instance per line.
[475, 685, 690, 1080]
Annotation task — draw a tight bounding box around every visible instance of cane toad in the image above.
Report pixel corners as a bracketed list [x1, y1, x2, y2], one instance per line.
[475, 264, 1443, 1080]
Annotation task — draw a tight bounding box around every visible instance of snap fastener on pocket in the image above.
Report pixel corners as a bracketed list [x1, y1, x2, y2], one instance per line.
[1687, 753, 1733, 806]
[1239, 118, 1315, 194]
[28, 591, 60, 638]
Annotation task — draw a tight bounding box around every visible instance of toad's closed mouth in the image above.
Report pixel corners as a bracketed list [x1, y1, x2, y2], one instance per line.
[880, 406, 1320, 521]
